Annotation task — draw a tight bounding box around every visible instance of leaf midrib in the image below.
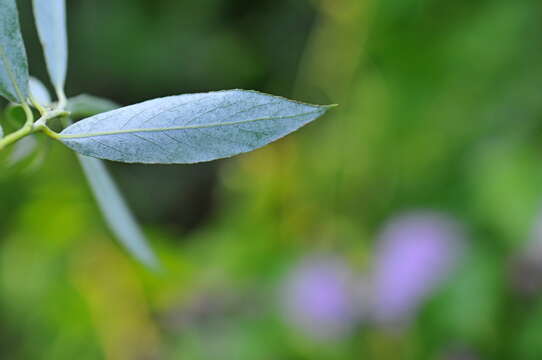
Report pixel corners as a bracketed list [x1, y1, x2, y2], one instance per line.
[60, 109, 324, 140]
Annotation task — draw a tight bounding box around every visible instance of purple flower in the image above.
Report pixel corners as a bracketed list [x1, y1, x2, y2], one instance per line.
[371, 211, 465, 326]
[279, 254, 360, 341]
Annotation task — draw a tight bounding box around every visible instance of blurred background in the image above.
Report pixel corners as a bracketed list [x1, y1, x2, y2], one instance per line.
[1, 0, 542, 358]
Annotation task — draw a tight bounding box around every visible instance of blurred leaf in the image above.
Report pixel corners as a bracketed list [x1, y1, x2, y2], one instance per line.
[0, 0, 29, 103]
[77, 154, 159, 269]
[7, 135, 37, 166]
[67, 94, 119, 119]
[32, 0, 68, 92]
[29, 76, 52, 106]
[60, 90, 332, 164]
[0, 122, 3, 138]
[4, 103, 26, 128]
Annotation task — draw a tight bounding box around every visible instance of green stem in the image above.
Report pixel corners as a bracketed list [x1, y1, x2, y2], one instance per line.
[56, 87, 68, 110]
[29, 94, 47, 116]
[32, 109, 70, 139]
[0, 106, 69, 150]
[0, 103, 34, 151]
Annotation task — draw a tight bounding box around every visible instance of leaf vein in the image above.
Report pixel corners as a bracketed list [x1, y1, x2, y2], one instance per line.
[61, 110, 321, 139]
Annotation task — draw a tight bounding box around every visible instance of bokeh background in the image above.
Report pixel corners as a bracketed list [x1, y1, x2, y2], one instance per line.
[1, 0, 542, 359]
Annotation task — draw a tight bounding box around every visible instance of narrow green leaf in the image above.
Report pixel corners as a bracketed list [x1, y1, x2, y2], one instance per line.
[60, 90, 332, 164]
[78, 154, 159, 269]
[29, 76, 52, 106]
[67, 94, 120, 119]
[0, 0, 29, 103]
[32, 0, 67, 92]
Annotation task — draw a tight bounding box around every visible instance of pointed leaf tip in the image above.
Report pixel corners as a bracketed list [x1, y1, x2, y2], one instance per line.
[77, 154, 159, 269]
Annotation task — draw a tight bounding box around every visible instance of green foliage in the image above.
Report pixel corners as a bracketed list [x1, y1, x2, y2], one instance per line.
[32, 0, 67, 94]
[1, 0, 541, 359]
[0, 0, 330, 267]
[67, 94, 119, 119]
[0, 0, 28, 103]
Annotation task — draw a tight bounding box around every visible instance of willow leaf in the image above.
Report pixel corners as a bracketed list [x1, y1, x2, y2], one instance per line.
[29, 76, 52, 106]
[60, 90, 332, 164]
[33, 0, 68, 92]
[67, 94, 120, 119]
[0, 0, 29, 103]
